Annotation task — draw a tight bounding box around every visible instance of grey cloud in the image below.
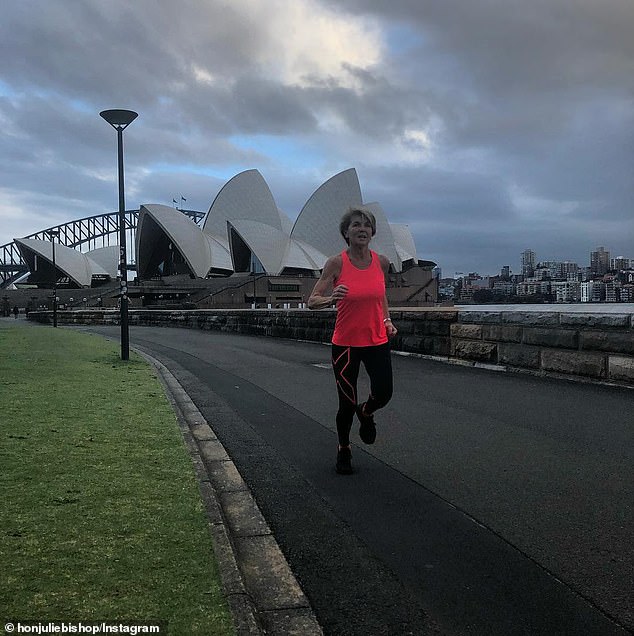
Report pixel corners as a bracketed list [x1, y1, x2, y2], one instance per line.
[219, 77, 318, 134]
[1, 0, 632, 278]
[360, 165, 512, 222]
[134, 170, 226, 213]
[328, 1, 634, 93]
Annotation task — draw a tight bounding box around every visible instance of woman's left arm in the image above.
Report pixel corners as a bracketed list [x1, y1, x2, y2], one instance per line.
[379, 255, 398, 338]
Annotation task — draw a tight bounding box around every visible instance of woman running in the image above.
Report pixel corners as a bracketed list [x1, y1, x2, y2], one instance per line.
[308, 206, 397, 474]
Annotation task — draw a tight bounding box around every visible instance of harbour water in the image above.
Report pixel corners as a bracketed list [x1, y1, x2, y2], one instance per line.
[456, 303, 634, 315]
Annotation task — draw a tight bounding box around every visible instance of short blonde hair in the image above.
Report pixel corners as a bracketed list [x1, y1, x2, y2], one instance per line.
[339, 206, 376, 245]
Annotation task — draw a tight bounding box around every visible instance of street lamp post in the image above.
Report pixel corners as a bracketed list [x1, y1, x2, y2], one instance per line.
[48, 229, 60, 327]
[100, 109, 138, 360]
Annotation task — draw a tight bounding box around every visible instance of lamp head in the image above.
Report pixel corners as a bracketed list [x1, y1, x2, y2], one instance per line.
[100, 109, 138, 130]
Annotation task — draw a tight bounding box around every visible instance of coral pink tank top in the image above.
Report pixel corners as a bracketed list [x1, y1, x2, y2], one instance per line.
[332, 250, 387, 347]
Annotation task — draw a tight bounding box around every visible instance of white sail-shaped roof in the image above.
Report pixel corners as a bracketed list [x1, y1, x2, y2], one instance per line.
[11, 167, 422, 294]
[363, 202, 402, 272]
[204, 232, 233, 271]
[134, 167, 418, 279]
[228, 220, 290, 275]
[283, 238, 328, 271]
[204, 170, 282, 237]
[15, 238, 109, 287]
[86, 245, 119, 278]
[278, 208, 294, 234]
[390, 223, 418, 263]
[137, 204, 232, 278]
[290, 168, 362, 259]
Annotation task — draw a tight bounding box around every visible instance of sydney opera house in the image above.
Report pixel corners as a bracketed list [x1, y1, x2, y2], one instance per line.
[8, 168, 437, 309]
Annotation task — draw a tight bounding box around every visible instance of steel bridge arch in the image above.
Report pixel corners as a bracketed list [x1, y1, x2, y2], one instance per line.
[0, 208, 205, 288]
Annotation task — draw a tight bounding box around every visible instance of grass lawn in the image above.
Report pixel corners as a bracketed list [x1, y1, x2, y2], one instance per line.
[0, 321, 235, 635]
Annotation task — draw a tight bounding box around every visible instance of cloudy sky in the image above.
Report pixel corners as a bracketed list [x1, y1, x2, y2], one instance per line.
[1, 0, 632, 277]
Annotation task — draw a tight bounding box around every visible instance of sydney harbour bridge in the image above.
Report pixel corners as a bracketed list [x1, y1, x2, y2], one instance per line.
[0, 207, 204, 289]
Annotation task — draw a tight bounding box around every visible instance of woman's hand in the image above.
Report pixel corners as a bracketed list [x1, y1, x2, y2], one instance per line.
[331, 284, 348, 302]
[307, 255, 343, 310]
[385, 319, 398, 338]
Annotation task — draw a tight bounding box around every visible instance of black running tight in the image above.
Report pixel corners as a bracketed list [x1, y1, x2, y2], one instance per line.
[331, 342, 393, 447]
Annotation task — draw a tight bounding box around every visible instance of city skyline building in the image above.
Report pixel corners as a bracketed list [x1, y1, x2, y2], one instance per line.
[442, 245, 634, 304]
[521, 249, 536, 277]
[611, 256, 631, 271]
[591, 246, 610, 276]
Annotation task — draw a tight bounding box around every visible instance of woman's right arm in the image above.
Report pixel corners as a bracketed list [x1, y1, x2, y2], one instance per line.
[308, 256, 342, 309]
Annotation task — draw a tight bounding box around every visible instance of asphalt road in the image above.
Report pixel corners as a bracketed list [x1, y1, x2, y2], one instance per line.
[82, 326, 633, 635]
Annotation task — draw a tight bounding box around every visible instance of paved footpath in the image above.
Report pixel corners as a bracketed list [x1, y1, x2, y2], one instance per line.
[79, 325, 633, 636]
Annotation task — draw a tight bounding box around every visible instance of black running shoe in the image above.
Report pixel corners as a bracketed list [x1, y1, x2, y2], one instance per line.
[357, 402, 376, 444]
[336, 447, 353, 475]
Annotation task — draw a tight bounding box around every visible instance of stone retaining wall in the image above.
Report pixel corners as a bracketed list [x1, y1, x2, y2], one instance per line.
[453, 310, 634, 385]
[29, 307, 634, 387]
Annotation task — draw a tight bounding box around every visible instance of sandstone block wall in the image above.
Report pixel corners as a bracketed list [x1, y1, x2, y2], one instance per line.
[454, 310, 634, 385]
[28, 307, 634, 387]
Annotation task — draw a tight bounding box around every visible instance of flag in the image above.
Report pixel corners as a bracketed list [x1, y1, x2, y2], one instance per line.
[181, 196, 186, 202]
[172, 198, 177, 204]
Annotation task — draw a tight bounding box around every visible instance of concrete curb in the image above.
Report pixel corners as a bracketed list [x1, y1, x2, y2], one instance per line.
[135, 348, 323, 636]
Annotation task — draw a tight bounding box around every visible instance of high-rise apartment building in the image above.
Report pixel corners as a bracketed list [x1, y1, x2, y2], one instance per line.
[521, 249, 536, 277]
[611, 256, 631, 271]
[558, 261, 579, 278]
[551, 280, 581, 303]
[590, 246, 610, 275]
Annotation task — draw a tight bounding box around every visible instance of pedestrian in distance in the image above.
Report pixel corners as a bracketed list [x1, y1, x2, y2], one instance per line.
[12, 305, 19, 319]
[308, 205, 398, 475]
